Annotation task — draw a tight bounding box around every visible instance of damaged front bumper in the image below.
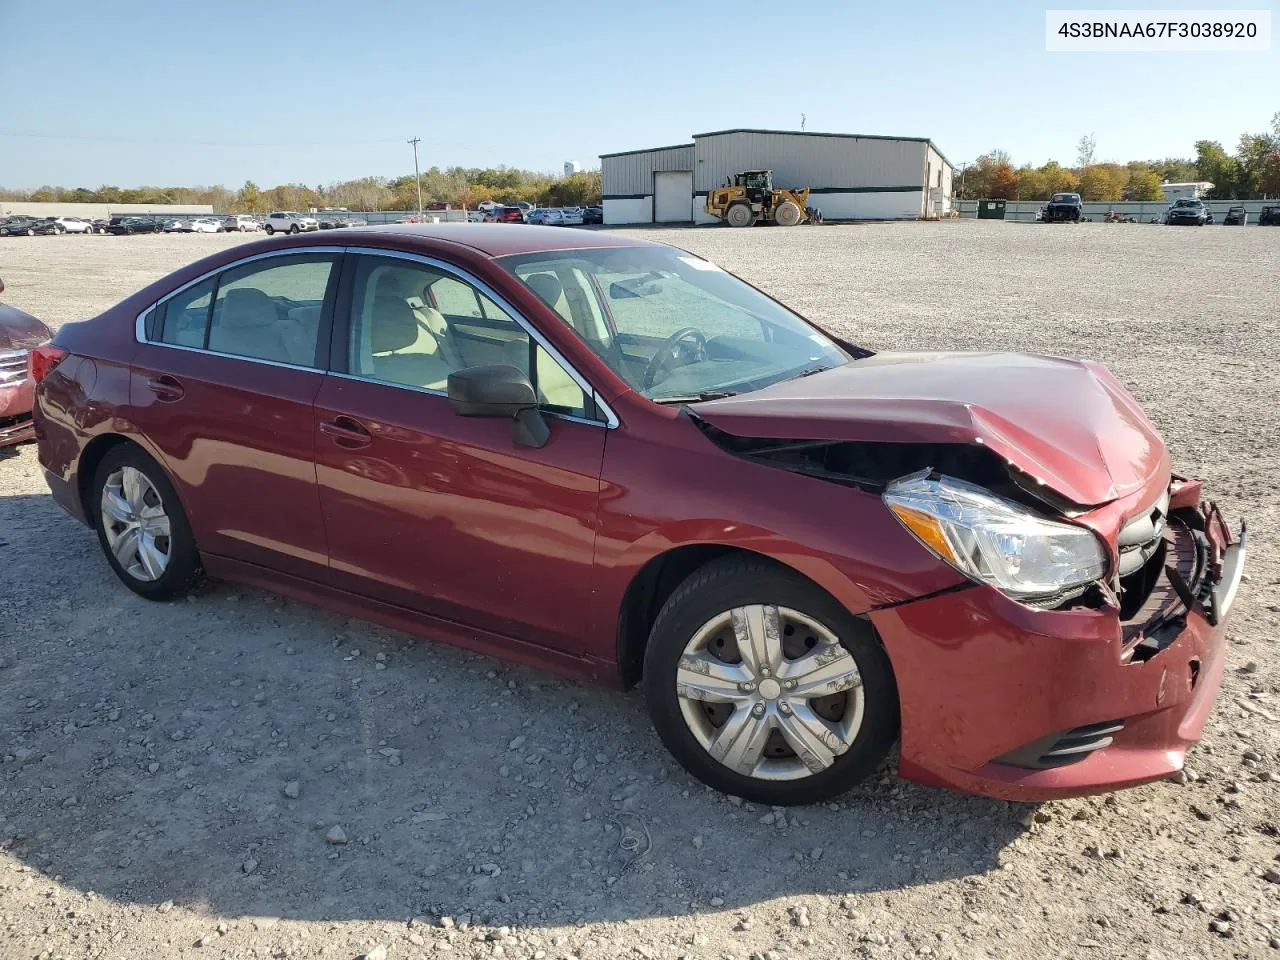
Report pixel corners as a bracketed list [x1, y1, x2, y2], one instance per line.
[870, 481, 1245, 801]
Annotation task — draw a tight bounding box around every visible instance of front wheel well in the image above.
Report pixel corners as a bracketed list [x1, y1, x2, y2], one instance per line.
[616, 545, 853, 689]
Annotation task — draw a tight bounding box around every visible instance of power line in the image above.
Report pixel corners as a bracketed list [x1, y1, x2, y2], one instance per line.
[0, 130, 407, 148]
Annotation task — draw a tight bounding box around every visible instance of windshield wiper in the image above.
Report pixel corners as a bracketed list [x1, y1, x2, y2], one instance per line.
[789, 365, 833, 380]
[651, 390, 738, 404]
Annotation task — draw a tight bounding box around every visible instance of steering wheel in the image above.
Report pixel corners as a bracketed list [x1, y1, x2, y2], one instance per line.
[642, 327, 708, 389]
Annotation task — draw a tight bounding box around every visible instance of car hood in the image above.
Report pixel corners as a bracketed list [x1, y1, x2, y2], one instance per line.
[690, 351, 1169, 507]
[0, 302, 53, 350]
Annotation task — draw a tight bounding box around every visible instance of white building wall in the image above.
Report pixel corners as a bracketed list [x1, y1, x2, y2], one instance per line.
[603, 197, 652, 225]
[693, 130, 928, 194]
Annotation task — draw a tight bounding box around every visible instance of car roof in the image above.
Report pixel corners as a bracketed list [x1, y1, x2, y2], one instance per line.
[331, 223, 655, 258]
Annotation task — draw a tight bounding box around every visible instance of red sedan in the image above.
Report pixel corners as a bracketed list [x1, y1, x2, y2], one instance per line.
[32, 225, 1245, 804]
[0, 277, 54, 447]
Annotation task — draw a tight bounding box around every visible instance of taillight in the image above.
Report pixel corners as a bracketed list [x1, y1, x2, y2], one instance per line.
[28, 344, 68, 384]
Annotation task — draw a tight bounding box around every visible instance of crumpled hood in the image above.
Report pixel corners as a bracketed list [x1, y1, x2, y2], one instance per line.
[0, 303, 52, 351]
[690, 351, 1170, 506]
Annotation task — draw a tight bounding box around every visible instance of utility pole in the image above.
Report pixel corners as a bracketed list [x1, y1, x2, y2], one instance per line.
[407, 136, 423, 218]
[800, 113, 806, 132]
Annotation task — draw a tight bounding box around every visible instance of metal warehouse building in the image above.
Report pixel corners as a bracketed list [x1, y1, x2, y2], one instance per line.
[600, 128, 953, 225]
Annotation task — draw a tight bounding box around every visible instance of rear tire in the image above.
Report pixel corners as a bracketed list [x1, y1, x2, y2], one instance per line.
[774, 200, 802, 227]
[643, 557, 900, 806]
[725, 203, 754, 228]
[91, 446, 203, 602]
[264, 225, 274, 235]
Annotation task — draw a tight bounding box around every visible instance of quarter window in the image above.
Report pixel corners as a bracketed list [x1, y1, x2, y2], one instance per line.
[346, 255, 594, 419]
[159, 277, 216, 347]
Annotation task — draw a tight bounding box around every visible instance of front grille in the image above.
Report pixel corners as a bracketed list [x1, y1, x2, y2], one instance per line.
[995, 720, 1126, 770]
[0, 349, 27, 386]
[1117, 489, 1170, 577]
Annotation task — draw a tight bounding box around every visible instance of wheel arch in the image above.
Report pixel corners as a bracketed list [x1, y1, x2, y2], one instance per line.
[76, 433, 191, 529]
[615, 543, 876, 690]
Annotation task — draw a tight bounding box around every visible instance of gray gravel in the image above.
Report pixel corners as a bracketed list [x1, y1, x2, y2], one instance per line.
[1, 222, 1278, 959]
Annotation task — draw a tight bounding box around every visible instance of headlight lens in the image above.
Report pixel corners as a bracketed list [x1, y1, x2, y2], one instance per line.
[883, 474, 1107, 601]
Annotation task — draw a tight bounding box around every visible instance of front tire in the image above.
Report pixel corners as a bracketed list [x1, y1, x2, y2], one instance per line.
[643, 557, 899, 806]
[289, 224, 300, 234]
[725, 203, 755, 228]
[92, 446, 203, 601]
[264, 225, 274, 235]
[774, 200, 802, 226]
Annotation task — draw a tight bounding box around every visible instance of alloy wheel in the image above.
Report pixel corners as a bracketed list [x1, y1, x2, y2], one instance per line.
[100, 466, 172, 581]
[676, 604, 864, 781]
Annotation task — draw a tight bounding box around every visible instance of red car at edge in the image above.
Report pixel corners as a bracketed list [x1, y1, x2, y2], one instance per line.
[1, 277, 54, 447]
[31, 225, 1246, 805]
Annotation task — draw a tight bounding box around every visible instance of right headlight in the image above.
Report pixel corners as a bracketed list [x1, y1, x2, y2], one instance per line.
[883, 473, 1107, 602]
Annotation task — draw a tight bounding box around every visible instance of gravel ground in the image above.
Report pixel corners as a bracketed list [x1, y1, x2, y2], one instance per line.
[1, 222, 1278, 960]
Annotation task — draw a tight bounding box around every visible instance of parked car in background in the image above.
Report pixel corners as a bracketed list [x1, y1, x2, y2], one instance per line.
[582, 206, 603, 224]
[1223, 206, 1247, 226]
[318, 215, 365, 229]
[190, 218, 224, 233]
[559, 207, 584, 226]
[1043, 192, 1083, 223]
[1, 216, 61, 236]
[53, 217, 94, 234]
[0, 276, 53, 447]
[1165, 198, 1210, 226]
[90, 219, 110, 234]
[223, 214, 261, 232]
[163, 219, 191, 233]
[485, 206, 526, 224]
[539, 208, 564, 226]
[107, 216, 163, 235]
[466, 211, 486, 223]
[525, 208, 549, 225]
[1259, 205, 1280, 226]
[265, 212, 319, 235]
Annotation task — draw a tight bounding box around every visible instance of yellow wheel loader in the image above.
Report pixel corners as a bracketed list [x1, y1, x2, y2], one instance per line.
[704, 170, 822, 227]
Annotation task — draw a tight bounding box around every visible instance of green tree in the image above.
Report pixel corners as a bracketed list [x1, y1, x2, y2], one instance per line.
[1039, 161, 1078, 195]
[1194, 140, 1237, 198]
[1078, 165, 1124, 201]
[1260, 150, 1280, 197]
[235, 180, 265, 212]
[1016, 165, 1048, 200]
[1127, 170, 1164, 201]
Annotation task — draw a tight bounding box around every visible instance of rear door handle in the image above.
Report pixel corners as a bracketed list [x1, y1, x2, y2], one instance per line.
[146, 375, 184, 402]
[319, 416, 373, 449]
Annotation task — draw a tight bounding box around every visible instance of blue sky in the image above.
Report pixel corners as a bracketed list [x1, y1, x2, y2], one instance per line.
[0, 0, 1275, 188]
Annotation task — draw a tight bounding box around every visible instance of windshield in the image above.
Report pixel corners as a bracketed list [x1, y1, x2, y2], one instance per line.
[1174, 199, 1199, 207]
[498, 246, 849, 402]
[1051, 193, 1078, 202]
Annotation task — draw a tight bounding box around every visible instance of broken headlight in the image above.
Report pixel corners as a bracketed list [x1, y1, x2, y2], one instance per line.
[883, 474, 1107, 602]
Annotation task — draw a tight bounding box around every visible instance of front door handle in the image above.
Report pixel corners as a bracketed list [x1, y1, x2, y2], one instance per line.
[319, 416, 373, 449]
[146, 375, 184, 402]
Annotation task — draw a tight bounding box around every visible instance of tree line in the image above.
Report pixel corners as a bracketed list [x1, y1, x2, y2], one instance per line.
[957, 113, 1280, 202]
[0, 166, 604, 212]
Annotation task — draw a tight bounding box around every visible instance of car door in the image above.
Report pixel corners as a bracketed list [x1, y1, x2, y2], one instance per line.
[312, 251, 609, 655]
[128, 249, 342, 580]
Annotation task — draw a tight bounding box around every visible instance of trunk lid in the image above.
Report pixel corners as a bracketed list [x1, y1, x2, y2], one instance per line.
[690, 351, 1169, 507]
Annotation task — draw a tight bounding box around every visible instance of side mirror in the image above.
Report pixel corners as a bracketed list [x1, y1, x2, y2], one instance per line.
[447, 364, 549, 448]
